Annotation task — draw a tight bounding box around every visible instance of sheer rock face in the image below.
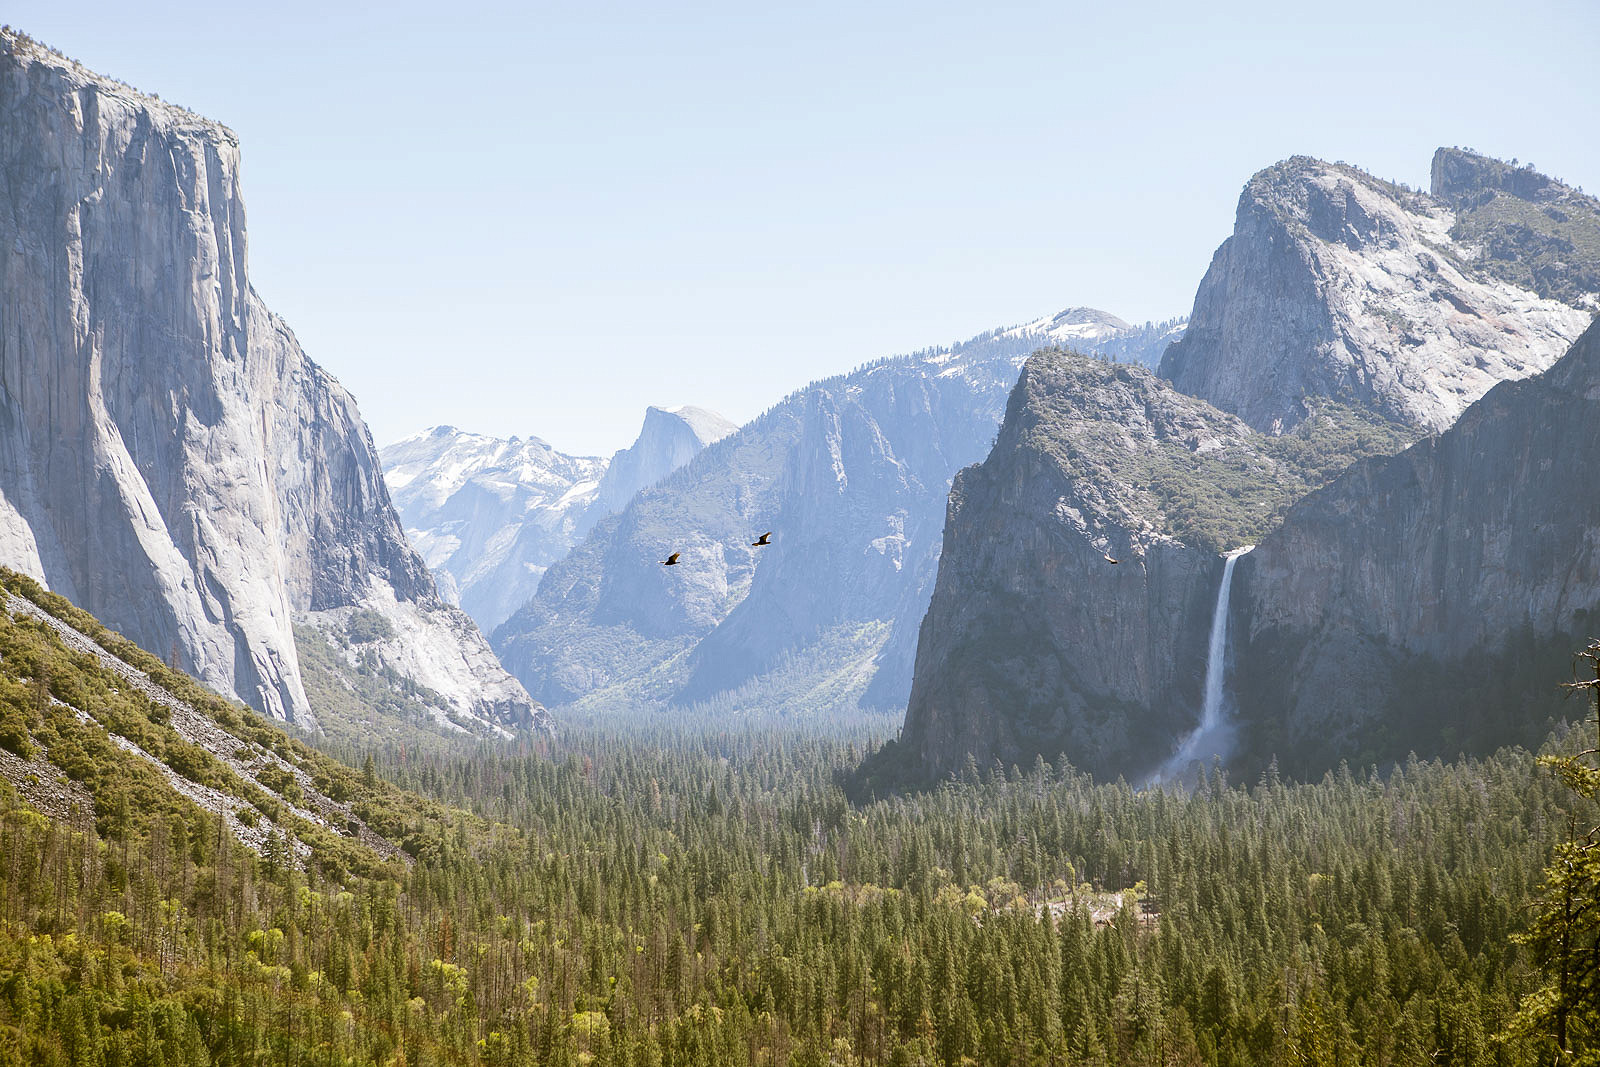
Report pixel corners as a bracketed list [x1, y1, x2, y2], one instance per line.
[895, 352, 1281, 782]
[1159, 156, 1592, 434]
[590, 406, 736, 521]
[891, 151, 1600, 784]
[492, 312, 1183, 714]
[0, 33, 542, 732]
[1231, 319, 1600, 773]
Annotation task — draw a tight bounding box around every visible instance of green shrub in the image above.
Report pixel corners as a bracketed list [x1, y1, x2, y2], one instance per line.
[346, 609, 395, 645]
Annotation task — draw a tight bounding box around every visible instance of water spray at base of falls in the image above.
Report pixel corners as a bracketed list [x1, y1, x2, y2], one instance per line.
[1157, 544, 1255, 783]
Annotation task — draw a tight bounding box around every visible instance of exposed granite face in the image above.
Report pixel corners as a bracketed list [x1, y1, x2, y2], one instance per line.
[1230, 318, 1600, 774]
[1159, 155, 1594, 434]
[0, 31, 543, 733]
[893, 350, 1296, 782]
[589, 406, 736, 522]
[492, 311, 1182, 715]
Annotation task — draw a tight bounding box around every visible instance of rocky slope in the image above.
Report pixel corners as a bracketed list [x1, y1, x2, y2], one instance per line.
[1229, 317, 1600, 774]
[492, 312, 1183, 715]
[0, 30, 542, 734]
[881, 350, 1316, 784]
[0, 569, 408, 866]
[1159, 153, 1595, 434]
[1432, 147, 1600, 309]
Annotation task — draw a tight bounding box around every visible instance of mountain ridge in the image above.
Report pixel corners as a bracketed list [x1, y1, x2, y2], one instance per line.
[880, 148, 1600, 786]
[492, 310, 1184, 716]
[1159, 153, 1593, 434]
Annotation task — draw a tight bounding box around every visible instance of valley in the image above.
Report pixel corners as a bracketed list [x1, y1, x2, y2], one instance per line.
[1, 17, 1599, 1067]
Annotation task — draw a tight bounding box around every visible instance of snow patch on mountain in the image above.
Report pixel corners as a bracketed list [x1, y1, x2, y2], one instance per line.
[381, 406, 735, 632]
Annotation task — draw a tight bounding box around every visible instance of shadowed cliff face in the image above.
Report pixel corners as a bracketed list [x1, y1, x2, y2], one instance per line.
[0, 34, 541, 733]
[893, 351, 1297, 783]
[875, 151, 1600, 788]
[1160, 156, 1593, 434]
[1231, 318, 1600, 775]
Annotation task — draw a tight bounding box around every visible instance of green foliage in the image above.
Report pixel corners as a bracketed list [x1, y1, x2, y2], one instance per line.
[1506, 642, 1600, 1062]
[1012, 352, 1420, 553]
[1450, 189, 1600, 307]
[344, 607, 396, 644]
[0, 565, 1585, 1065]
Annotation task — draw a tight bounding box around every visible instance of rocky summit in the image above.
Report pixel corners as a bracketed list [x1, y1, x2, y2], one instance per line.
[883, 150, 1600, 787]
[381, 428, 604, 632]
[1160, 153, 1595, 434]
[0, 31, 542, 735]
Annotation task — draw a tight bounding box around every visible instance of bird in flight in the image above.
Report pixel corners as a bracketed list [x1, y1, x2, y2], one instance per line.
[661, 552, 681, 566]
[1103, 553, 1119, 565]
[751, 532, 773, 547]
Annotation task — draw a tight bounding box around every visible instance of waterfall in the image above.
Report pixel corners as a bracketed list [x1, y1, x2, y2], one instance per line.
[1161, 545, 1254, 779]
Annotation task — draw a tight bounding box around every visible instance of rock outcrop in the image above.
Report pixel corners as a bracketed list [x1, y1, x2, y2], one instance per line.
[1160, 155, 1594, 434]
[1431, 147, 1600, 310]
[0, 30, 542, 733]
[886, 151, 1600, 786]
[492, 312, 1183, 714]
[886, 350, 1302, 783]
[1230, 317, 1600, 774]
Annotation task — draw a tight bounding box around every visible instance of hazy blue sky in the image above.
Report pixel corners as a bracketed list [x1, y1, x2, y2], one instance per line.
[9, 1, 1598, 455]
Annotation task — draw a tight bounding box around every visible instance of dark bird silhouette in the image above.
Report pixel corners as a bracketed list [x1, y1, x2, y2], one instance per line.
[661, 552, 681, 566]
[1103, 553, 1119, 565]
[751, 532, 773, 547]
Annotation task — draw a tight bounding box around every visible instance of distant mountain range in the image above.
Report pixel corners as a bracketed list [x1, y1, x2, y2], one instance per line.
[381, 406, 734, 632]
[7, 21, 1595, 783]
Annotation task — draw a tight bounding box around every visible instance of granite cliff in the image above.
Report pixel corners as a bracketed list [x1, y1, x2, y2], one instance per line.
[881, 350, 1337, 784]
[1230, 317, 1600, 774]
[1160, 154, 1593, 434]
[0, 30, 542, 734]
[878, 150, 1600, 787]
[589, 405, 736, 522]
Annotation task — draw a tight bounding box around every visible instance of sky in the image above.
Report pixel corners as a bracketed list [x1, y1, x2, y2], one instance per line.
[8, 0, 1599, 456]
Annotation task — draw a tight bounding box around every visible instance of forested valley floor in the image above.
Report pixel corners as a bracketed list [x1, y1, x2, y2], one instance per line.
[0, 581, 1594, 1065]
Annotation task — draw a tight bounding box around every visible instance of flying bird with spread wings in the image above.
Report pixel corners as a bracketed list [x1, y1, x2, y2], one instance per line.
[661, 552, 681, 566]
[751, 532, 772, 547]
